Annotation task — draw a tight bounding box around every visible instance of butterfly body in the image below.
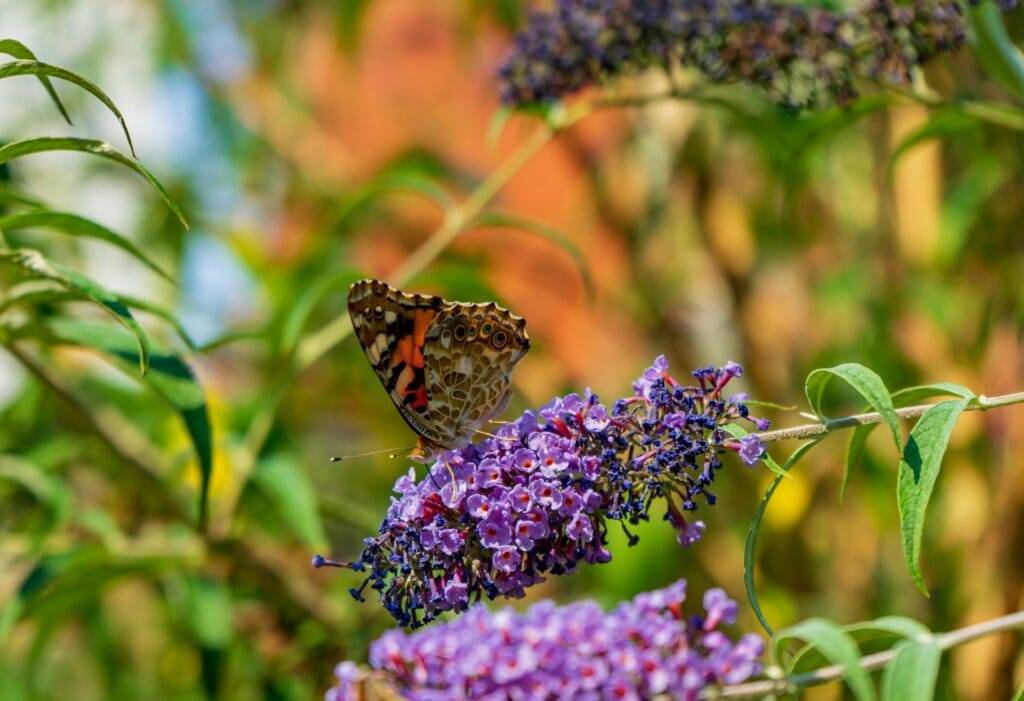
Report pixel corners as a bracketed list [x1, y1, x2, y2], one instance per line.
[347, 279, 529, 460]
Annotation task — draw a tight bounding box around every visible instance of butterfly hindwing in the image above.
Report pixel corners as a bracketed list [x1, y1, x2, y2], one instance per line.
[422, 303, 528, 437]
[347, 279, 529, 455]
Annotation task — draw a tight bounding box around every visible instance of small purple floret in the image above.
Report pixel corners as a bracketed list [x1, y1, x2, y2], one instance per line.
[326, 581, 762, 700]
[338, 358, 763, 627]
[738, 435, 765, 466]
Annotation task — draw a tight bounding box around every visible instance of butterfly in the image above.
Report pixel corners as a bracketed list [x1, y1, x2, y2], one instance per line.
[347, 279, 530, 461]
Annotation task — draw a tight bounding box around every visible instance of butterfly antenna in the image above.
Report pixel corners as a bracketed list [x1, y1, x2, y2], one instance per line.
[329, 446, 414, 462]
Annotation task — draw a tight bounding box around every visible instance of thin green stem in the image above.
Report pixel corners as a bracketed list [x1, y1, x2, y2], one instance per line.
[896, 85, 1024, 132]
[754, 390, 1024, 444]
[3, 341, 348, 628]
[702, 610, 1024, 699]
[294, 121, 558, 371]
[289, 83, 696, 372]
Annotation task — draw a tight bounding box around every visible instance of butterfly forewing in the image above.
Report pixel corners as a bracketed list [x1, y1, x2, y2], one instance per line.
[347, 279, 448, 444]
[347, 279, 529, 455]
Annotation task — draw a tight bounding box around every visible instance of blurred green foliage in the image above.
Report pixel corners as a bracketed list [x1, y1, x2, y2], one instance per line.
[0, 1, 1022, 700]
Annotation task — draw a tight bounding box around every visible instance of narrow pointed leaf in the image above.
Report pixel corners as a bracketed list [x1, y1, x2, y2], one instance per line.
[881, 639, 941, 701]
[886, 110, 975, 180]
[0, 138, 187, 229]
[197, 327, 266, 353]
[0, 40, 71, 125]
[898, 397, 971, 595]
[775, 618, 876, 701]
[0, 248, 150, 374]
[806, 363, 900, 454]
[0, 184, 44, 209]
[251, 454, 328, 549]
[841, 382, 975, 503]
[0, 210, 173, 282]
[0, 284, 195, 351]
[890, 383, 976, 405]
[745, 438, 822, 636]
[0, 59, 134, 154]
[789, 616, 930, 672]
[182, 576, 233, 648]
[0, 454, 72, 526]
[280, 268, 361, 354]
[473, 211, 595, 302]
[968, 1, 1024, 100]
[30, 318, 213, 527]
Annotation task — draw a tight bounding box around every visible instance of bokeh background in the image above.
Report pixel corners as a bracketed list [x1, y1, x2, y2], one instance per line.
[1, 1, 1022, 699]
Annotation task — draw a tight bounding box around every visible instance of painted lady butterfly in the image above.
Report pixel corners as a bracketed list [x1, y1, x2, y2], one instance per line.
[347, 279, 530, 460]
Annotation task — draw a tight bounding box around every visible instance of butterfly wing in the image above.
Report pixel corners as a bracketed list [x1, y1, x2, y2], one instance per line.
[347, 279, 453, 447]
[421, 301, 529, 446]
[348, 279, 530, 454]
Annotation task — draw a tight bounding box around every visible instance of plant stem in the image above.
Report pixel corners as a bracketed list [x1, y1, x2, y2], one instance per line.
[754, 391, 1024, 444]
[294, 120, 560, 371]
[703, 610, 1024, 699]
[3, 341, 349, 628]
[289, 82, 696, 372]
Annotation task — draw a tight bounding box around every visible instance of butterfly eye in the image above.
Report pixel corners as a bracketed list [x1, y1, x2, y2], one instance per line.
[480, 322, 493, 338]
[492, 331, 508, 349]
[454, 325, 467, 341]
[466, 324, 478, 339]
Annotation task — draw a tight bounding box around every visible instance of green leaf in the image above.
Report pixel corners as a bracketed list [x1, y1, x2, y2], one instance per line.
[0, 59, 134, 155]
[473, 211, 595, 302]
[806, 364, 897, 499]
[251, 454, 328, 549]
[0, 210, 173, 282]
[881, 638, 941, 701]
[0, 183, 44, 209]
[0, 284, 195, 351]
[105, 293, 196, 351]
[0, 248, 151, 375]
[0, 453, 71, 526]
[898, 397, 971, 595]
[742, 399, 798, 411]
[775, 618, 876, 701]
[886, 110, 976, 179]
[721, 422, 790, 480]
[789, 616, 930, 672]
[745, 438, 822, 636]
[32, 318, 213, 526]
[841, 382, 975, 503]
[182, 576, 233, 648]
[0, 40, 71, 125]
[968, 1, 1024, 100]
[0, 138, 187, 229]
[196, 327, 266, 353]
[841, 425, 874, 504]
[890, 383, 977, 406]
[329, 173, 453, 228]
[280, 268, 361, 355]
[807, 363, 901, 484]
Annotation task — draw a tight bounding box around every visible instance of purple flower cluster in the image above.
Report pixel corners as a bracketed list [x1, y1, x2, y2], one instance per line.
[318, 358, 768, 627]
[497, 0, 1012, 110]
[326, 581, 764, 701]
